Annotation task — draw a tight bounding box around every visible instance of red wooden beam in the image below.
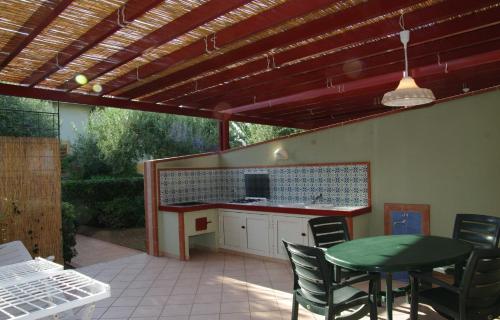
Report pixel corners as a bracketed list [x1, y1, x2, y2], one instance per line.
[22, 0, 164, 86]
[218, 120, 230, 151]
[59, 0, 252, 92]
[260, 61, 500, 123]
[221, 49, 500, 115]
[169, 2, 500, 106]
[223, 38, 500, 111]
[0, 0, 74, 70]
[99, 0, 336, 96]
[295, 70, 500, 127]
[0, 83, 305, 128]
[120, 0, 422, 99]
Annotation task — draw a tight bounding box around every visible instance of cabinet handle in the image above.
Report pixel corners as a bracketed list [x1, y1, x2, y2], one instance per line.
[301, 233, 306, 237]
[241, 226, 246, 229]
[207, 220, 212, 224]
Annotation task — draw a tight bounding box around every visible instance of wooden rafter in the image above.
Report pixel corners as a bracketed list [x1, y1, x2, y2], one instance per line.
[157, 1, 500, 105]
[58, 0, 252, 92]
[0, 0, 73, 70]
[22, 0, 165, 86]
[118, 0, 422, 99]
[220, 49, 500, 115]
[98, 0, 336, 96]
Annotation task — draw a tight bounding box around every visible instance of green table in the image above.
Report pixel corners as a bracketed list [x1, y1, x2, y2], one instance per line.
[325, 235, 472, 320]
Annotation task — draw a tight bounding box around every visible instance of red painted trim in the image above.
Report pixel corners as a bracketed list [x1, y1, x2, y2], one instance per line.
[0, 0, 73, 70]
[159, 203, 371, 218]
[178, 212, 186, 261]
[144, 163, 150, 254]
[152, 162, 159, 256]
[23, 0, 165, 86]
[157, 161, 370, 171]
[346, 217, 354, 239]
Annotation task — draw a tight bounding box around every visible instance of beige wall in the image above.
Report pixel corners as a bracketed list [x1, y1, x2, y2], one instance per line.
[154, 90, 500, 237]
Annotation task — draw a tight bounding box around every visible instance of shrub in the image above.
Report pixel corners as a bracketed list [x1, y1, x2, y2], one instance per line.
[61, 202, 78, 263]
[62, 177, 144, 229]
[97, 196, 145, 229]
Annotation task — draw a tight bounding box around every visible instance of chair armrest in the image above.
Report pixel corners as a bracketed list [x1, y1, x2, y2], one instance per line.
[410, 271, 460, 293]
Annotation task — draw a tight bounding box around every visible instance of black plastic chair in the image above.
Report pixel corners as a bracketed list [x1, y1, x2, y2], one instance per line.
[308, 216, 352, 248]
[282, 240, 378, 320]
[308, 216, 363, 280]
[410, 248, 500, 320]
[437, 213, 500, 282]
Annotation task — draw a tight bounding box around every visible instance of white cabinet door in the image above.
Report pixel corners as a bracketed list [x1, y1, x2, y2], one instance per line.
[273, 215, 308, 259]
[245, 214, 270, 256]
[221, 211, 246, 251]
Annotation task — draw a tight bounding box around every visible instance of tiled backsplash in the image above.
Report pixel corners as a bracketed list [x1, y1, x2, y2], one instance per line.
[159, 163, 370, 207]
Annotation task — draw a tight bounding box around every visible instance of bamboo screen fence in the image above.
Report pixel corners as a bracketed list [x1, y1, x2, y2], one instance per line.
[0, 137, 62, 263]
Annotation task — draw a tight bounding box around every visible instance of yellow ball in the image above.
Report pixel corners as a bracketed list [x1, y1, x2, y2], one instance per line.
[75, 74, 88, 85]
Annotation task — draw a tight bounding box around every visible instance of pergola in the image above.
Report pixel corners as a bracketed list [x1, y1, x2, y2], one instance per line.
[0, 0, 499, 149]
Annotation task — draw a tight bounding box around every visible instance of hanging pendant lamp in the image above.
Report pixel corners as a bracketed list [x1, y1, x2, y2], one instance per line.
[382, 30, 435, 107]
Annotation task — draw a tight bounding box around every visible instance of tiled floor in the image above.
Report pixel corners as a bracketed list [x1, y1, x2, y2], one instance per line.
[76, 250, 447, 320]
[71, 234, 143, 267]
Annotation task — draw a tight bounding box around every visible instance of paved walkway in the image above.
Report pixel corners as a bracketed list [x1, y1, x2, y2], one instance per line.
[71, 234, 143, 268]
[74, 250, 446, 320]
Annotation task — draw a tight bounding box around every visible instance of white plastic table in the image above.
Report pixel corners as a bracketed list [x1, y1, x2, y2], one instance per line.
[0, 258, 110, 320]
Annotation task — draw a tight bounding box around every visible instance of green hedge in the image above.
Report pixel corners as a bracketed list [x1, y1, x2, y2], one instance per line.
[61, 202, 78, 263]
[62, 177, 144, 229]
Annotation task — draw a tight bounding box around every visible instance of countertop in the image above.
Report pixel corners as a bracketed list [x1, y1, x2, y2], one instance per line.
[159, 201, 371, 217]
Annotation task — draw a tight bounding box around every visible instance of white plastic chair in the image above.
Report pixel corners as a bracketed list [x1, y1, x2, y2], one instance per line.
[0, 240, 32, 266]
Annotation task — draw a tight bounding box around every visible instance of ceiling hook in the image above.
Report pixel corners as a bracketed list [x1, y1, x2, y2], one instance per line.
[121, 6, 132, 24]
[55, 53, 62, 70]
[204, 36, 212, 54]
[437, 53, 442, 66]
[326, 77, 333, 88]
[136, 67, 141, 81]
[309, 109, 314, 116]
[117, 8, 126, 27]
[399, 12, 406, 30]
[271, 54, 277, 69]
[265, 54, 271, 70]
[444, 62, 448, 74]
[211, 33, 219, 50]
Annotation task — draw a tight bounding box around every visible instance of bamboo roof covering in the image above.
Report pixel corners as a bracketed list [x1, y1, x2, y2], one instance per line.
[0, 0, 499, 130]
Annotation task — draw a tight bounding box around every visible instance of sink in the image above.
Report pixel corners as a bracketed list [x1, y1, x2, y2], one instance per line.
[168, 201, 208, 206]
[276, 203, 305, 208]
[304, 203, 337, 209]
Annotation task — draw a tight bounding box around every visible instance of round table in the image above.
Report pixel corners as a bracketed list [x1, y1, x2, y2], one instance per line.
[325, 235, 472, 320]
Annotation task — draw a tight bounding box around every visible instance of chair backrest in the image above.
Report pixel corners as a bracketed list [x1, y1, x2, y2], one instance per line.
[453, 214, 500, 249]
[282, 240, 332, 305]
[308, 216, 350, 248]
[0, 240, 32, 267]
[461, 248, 500, 311]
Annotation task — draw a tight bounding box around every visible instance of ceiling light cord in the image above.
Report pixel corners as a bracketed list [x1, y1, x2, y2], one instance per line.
[400, 30, 410, 77]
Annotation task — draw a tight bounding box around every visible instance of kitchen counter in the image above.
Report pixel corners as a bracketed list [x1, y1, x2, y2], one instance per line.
[159, 201, 370, 217]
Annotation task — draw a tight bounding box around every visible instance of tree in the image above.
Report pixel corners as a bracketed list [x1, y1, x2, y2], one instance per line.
[0, 96, 56, 137]
[69, 108, 219, 177]
[230, 122, 301, 147]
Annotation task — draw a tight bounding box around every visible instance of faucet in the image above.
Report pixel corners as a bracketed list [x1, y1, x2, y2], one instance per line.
[312, 193, 323, 204]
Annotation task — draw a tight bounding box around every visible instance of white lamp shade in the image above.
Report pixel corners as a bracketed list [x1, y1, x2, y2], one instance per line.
[382, 76, 435, 107]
